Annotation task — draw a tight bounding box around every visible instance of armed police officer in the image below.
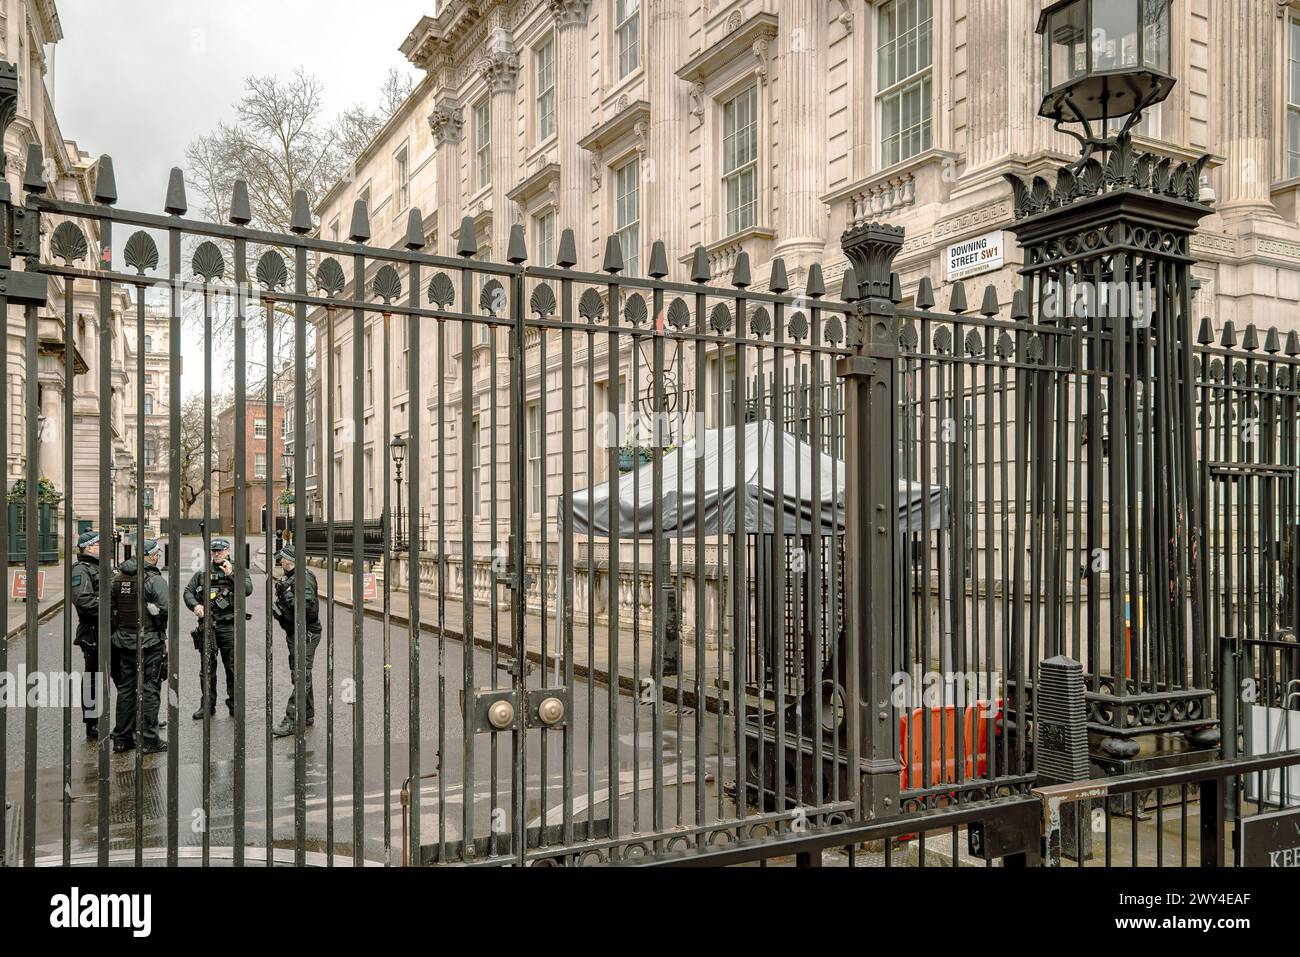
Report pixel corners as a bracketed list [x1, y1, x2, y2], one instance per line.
[109, 539, 168, 754]
[70, 529, 104, 739]
[184, 537, 253, 719]
[271, 544, 321, 737]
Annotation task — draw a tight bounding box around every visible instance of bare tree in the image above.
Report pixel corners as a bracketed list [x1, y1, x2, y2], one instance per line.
[379, 67, 417, 116]
[183, 67, 414, 356]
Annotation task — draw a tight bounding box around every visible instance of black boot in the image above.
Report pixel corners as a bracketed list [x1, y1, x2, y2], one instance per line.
[271, 717, 295, 738]
[112, 738, 135, 753]
[142, 739, 168, 755]
[192, 706, 215, 720]
[85, 723, 98, 741]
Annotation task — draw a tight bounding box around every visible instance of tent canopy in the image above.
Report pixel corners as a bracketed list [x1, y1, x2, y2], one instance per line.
[561, 422, 945, 537]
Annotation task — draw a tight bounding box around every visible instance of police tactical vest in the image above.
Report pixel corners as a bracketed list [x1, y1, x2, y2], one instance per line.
[113, 575, 141, 631]
[209, 574, 235, 614]
[114, 574, 161, 632]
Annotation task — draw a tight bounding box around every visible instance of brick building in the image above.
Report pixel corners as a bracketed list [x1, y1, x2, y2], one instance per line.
[216, 398, 285, 536]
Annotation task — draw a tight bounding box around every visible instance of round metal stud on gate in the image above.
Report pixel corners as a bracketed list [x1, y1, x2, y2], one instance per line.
[537, 696, 565, 726]
[487, 699, 515, 730]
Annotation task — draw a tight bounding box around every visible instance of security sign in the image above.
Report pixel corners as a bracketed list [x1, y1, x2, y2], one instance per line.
[10, 569, 46, 602]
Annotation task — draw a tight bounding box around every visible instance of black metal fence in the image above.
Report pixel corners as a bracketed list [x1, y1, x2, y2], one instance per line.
[4, 49, 1300, 868]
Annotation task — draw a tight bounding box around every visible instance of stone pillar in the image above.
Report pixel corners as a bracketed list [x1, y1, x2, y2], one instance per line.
[429, 93, 464, 256]
[774, 1, 826, 270]
[550, 0, 592, 265]
[1215, 0, 1272, 218]
[965, 0, 1009, 170]
[482, 42, 521, 259]
[647, 0, 688, 269]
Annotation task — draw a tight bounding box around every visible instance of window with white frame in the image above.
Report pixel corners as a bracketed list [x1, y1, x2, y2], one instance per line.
[469, 416, 482, 514]
[536, 39, 556, 141]
[396, 146, 410, 210]
[614, 158, 641, 276]
[722, 86, 758, 236]
[527, 401, 543, 514]
[616, 0, 640, 79]
[399, 316, 410, 387]
[707, 353, 737, 427]
[144, 435, 157, 468]
[600, 373, 625, 473]
[1290, 15, 1300, 178]
[366, 328, 374, 405]
[255, 452, 267, 479]
[877, 0, 933, 168]
[535, 210, 556, 269]
[143, 394, 154, 415]
[475, 100, 491, 188]
[334, 347, 343, 411]
[254, 417, 267, 439]
[365, 448, 374, 515]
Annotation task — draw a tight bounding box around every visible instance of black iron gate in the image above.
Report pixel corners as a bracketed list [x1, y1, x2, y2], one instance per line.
[0, 77, 897, 864]
[4, 49, 1300, 867]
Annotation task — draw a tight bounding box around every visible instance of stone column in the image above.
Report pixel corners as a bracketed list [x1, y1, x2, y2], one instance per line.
[429, 93, 465, 256]
[482, 42, 521, 259]
[965, 0, 1009, 170]
[1215, 0, 1272, 218]
[774, 1, 826, 269]
[647, 0, 688, 269]
[550, 0, 592, 266]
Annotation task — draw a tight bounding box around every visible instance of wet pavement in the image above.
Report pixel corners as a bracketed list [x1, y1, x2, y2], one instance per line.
[3, 537, 731, 865]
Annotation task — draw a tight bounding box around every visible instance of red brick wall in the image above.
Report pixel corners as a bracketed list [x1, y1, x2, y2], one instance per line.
[217, 401, 284, 534]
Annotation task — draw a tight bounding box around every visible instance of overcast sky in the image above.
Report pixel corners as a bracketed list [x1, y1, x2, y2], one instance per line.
[50, 0, 427, 210]
[48, 1, 429, 398]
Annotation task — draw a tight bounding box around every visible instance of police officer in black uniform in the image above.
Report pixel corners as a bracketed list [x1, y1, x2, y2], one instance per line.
[109, 539, 168, 754]
[184, 537, 253, 719]
[271, 544, 322, 737]
[70, 529, 104, 739]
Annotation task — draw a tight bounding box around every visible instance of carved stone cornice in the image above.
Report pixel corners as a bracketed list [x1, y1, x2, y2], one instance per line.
[549, 0, 592, 29]
[676, 12, 778, 90]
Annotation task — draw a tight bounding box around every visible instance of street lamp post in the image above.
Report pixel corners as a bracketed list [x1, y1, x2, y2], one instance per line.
[1036, 0, 1174, 167]
[389, 433, 406, 553]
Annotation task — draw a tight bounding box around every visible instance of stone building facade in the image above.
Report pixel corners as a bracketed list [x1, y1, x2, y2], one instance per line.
[3, 0, 138, 546]
[122, 300, 174, 534]
[308, 1, 1300, 601]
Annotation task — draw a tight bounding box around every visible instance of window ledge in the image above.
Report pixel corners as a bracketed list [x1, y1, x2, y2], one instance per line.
[823, 147, 959, 224]
[678, 225, 776, 279]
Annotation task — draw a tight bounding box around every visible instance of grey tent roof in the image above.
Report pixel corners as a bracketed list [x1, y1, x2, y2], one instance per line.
[561, 422, 945, 537]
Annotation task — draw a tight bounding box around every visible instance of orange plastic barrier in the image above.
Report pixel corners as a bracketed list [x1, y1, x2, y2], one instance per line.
[898, 699, 1003, 790]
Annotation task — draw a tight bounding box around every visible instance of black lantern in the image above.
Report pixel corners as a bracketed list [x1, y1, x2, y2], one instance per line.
[1038, 0, 1173, 158]
[389, 433, 407, 467]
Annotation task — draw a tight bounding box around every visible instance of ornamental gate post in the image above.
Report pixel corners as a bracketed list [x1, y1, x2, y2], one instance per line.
[839, 222, 905, 819]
